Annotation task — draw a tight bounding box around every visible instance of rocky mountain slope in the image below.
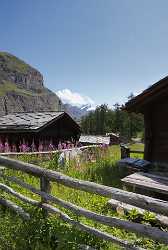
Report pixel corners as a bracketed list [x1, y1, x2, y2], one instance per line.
[0, 52, 62, 115]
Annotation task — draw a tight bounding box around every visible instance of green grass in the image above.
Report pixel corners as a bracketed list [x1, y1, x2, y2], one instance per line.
[0, 52, 30, 74]
[0, 81, 46, 97]
[0, 145, 168, 250]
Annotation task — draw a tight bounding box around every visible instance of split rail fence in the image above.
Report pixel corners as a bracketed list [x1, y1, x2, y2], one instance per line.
[0, 156, 168, 250]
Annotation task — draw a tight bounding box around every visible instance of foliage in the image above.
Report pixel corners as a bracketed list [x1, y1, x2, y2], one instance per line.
[0, 145, 168, 250]
[0, 52, 30, 74]
[81, 103, 144, 140]
[0, 81, 45, 97]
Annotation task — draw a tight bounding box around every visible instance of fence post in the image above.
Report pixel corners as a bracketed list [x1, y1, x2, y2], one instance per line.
[120, 145, 130, 159]
[40, 176, 51, 216]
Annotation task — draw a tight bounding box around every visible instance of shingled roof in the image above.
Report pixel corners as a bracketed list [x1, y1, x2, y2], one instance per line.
[79, 135, 110, 145]
[124, 75, 168, 113]
[0, 112, 74, 131]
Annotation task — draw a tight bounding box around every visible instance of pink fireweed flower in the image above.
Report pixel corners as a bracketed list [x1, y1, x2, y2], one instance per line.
[66, 143, 71, 149]
[4, 142, 10, 152]
[62, 143, 67, 149]
[38, 143, 43, 152]
[48, 143, 55, 151]
[0, 143, 4, 152]
[11, 144, 17, 152]
[58, 142, 62, 150]
[101, 143, 108, 148]
[31, 141, 37, 152]
[20, 143, 29, 152]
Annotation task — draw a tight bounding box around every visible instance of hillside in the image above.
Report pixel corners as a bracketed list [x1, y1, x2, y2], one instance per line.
[0, 52, 63, 115]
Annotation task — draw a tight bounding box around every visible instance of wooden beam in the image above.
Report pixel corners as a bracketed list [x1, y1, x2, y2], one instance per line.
[41, 203, 145, 250]
[107, 198, 168, 227]
[0, 180, 144, 250]
[40, 176, 51, 216]
[0, 156, 168, 216]
[2, 175, 168, 245]
[121, 172, 168, 195]
[0, 197, 30, 220]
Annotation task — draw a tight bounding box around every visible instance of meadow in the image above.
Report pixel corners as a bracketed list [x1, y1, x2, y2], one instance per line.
[0, 144, 168, 250]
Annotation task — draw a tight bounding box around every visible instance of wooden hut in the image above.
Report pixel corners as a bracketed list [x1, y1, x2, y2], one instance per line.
[79, 135, 110, 146]
[125, 76, 168, 165]
[0, 111, 81, 150]
[106, 133, 120, 145]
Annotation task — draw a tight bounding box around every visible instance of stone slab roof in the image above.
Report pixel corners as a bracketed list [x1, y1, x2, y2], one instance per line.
[79, 135, 110, 145]
[0, 112, 64, 131]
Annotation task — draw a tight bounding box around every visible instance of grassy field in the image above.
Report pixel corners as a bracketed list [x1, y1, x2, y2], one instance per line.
[0, 144, 168, 250]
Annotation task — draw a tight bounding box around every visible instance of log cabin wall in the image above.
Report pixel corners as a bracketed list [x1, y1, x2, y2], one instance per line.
[150, 98, 168, 163]
[144, 111, 152, 161]
[125, 76, 168, 166]
[144, 97, 168, 163]
[39, 115, 80, 142]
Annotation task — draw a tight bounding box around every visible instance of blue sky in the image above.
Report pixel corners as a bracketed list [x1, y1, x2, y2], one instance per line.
[1, 0, 168, 107]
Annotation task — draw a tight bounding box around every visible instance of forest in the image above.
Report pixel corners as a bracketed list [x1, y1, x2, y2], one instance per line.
[81, 102, 144, 140]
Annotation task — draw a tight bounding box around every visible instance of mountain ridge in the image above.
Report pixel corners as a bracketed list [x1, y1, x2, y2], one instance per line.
[0, 51, 63, 115]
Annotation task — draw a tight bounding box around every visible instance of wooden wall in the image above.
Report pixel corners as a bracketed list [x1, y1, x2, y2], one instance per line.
[144, 97, 168, 164]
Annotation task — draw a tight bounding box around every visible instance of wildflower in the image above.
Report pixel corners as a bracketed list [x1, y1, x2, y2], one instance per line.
[11, 144, 17, 152]
[58, 142, 62, 150]
[0, 143, 4, 152]
[49, 143, 55, 151]
[4, 141, 10, 152]
[62, 143, 67, 149]
[38, 141, 43, 152]
[31, 140, 37, 152]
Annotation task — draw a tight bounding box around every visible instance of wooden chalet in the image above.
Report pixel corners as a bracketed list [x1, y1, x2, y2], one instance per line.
[125, 76, 168, 165]
[0, 112, 81, 150]
[106, 133, 120, 144]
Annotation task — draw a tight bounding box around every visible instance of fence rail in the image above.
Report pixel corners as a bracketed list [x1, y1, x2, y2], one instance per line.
[0, 156, 168, 249]
[0, 145, 98, 156]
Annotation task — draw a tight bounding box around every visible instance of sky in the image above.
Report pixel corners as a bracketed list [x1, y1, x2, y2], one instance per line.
[1, 0, 168, 108]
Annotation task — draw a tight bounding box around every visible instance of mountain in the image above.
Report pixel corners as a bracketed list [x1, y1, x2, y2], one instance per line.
[0, 52, 63, 115]
[64, 103, 91, 120]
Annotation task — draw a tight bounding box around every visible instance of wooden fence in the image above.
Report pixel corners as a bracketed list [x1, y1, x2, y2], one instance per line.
[0, 156, 168, 250]
[0, 145, 99, 168]
[0, 145, 98, 157]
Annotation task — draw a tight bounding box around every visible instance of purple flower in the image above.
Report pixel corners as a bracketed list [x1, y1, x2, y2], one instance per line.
[4, 142, 10, 152]
[38, 143, 43, 152]
[11, 144, 17, 152]
[19, 143, 30, 152]
[58, 142, 62, 150]
[49, 143, 55, 151]
[0, 143, 4, 152]
[62, 143, 67, 149]
[31, 141, 37, 152]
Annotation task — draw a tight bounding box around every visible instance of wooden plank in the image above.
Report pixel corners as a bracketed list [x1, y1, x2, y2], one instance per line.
[122, 172, 168, 195]
[41, 203, 145, 250]
[0, 156, 168, 216]
[107, 199, 168, 227]
[0, 181, 144, 249]
[0, 183, 39, 206]
[0, 197, 30, 220]
[40, 176, 51, 216]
